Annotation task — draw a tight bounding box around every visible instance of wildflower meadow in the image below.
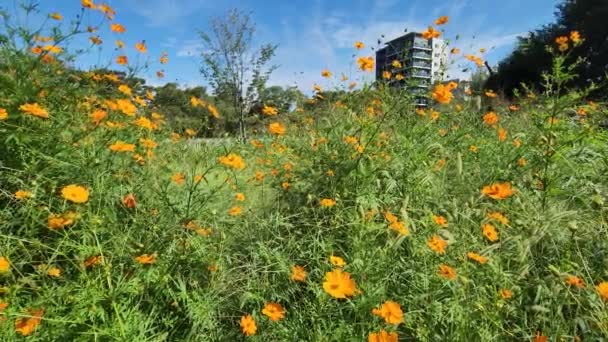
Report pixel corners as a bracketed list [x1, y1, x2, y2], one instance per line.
[1, 1, 607, 341]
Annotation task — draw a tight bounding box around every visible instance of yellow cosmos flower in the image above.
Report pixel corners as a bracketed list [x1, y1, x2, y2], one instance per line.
[322, 269, 358, 299]
[19, 103, 49, 119]
[61, 184, 89, 203]
[268, 122, 286, 135]
[109, 141, 136, 152]
[0, 257, 10, 273]
[290, 265, 307, 282]
[261, 302, 285, 321]
[240, 314, 257, 336]
[372, 300, 403, 325]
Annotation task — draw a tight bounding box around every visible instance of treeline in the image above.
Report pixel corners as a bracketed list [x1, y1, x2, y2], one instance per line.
[487, 0, 608, 98]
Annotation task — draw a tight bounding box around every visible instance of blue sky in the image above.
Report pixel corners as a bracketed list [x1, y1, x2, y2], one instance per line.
[17, 0, 560, 92]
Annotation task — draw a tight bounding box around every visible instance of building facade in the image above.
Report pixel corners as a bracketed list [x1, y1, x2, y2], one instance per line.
[375, 32, 448, 106]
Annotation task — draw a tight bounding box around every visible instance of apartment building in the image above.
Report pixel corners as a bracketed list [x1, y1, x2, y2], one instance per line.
[375, 32, 448, 106]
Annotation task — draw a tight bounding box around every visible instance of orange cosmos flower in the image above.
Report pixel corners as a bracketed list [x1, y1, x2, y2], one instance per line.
[116, 55, 128, 65]
[240, 315, 257, 336]
[569, 30, 581, 44]
[330, 255, 346, 267]
[262, 302, 285, 321]
[89, 36, 102, 45]
[134, 117, 156, 130]
[484, 89, 497, 98]
[160, 52, 169, 64]
[122, 194, 137, 208]
[98, 3, 116, 19]
[262, 105, 278, 116]
[432, 84, 453, 104]
[357, 56, 374, 72]
[218, 153, 246, 170]
[321, 69, 332, 78]
[465, 54, 484, 67]
[368, 330, 398, 342]
[372, 301, 403, 325]
[427, 235, 448, 254]
[47, 267, 61, 277]
[509, 104, 519, 111]
[15, 309, 44, 336]
[234, 193, 246, 202]
[450, 47, 460, 54]
[467, 252, 488, 264]
[382, 71, 392, 80]
[157, 70, 165, 78]
[84, 255, 103, 268]
[30, 45, 43, 55]
[115, 40, 125, 49]
[482, 111, 499, 126]
[487, 211, 509, 225]
[111, 23, 126, 33]
[118, 84, 132, 95]
[290, 265, 307, 282]
[500, 289, 513, 299]
[109, 141, 136, 152]
[565, 275, 585, 288]
[437, 264, 456, 280]
[497, 126, 508, 142]
[89, 109, 108, 126]
[0, 257, 10, 273]
[135, 41, 147, 53]
[14, 190, 32, 200]
[207, 105, 221, 120]
[49, 12, 63, 20]
[388, 220, 410, 236]
[435, 16, 449, 25]
[481, 182, 514, 200]
[517, 157, 527, 167]
[354, 41, 365, 49]
[555, 35, 569, 46]
[432, 215, 448, 227]
[323, 269, 358, 299]
[320, 198, 336, 207]
[0, 108, 8, 120]
[228, 206, 242, 216]
[268, 122, 286, 135]
[422, 26, 441, 39]
[171, 173, 186, 185]
[596, 282, 608, 301]
[81, 0, 96, 9]
[482, 223, 499, 242]
[47, 212, 78, 230]
[116, 99, 137, 116]
[134, 254, 157, 264]
[532, 332, 548, 342]
[19, 103, 49, 119]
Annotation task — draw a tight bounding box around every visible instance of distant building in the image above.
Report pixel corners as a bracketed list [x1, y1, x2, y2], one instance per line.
[376, 32, 448, 106]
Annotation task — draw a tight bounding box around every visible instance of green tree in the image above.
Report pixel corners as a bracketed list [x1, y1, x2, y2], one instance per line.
[151, 83, 212, 136]
[198, 8, 277, 141]
[487, 0, 608, 98]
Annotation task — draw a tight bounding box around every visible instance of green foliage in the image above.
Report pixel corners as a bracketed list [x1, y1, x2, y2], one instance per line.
[487, 0, 608, 98]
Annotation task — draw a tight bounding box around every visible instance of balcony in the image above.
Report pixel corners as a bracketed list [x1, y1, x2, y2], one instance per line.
[411, 52, 432, 60]
[408, 70, 431, 78]
[406, 61, 431, 69]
